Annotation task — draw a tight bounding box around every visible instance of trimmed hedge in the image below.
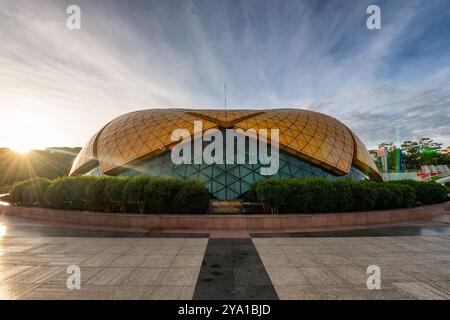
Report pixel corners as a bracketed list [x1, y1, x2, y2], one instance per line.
[10, 175, 210, 214]
[387, 180, 448, 205]
[104, 177, 128, 212]
[9, 177, 51, 206]
[445, 181, 450, 193]
[123, 176, 152, 213]
[7, 176, 448, 215]
[173, 180, 211, 213]
[45, 176, 97, 210]
[253, 178, 445, 213]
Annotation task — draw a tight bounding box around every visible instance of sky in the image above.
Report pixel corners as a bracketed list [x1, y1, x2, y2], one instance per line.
[0, 0, 449, 153]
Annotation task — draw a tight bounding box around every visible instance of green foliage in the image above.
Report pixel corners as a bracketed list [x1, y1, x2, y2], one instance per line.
[145, 178, 183, 213]
[375, 138, 448, 171]
[85, 178, 110, 211]
[104, 177, 129, 212]
[252, 178, 439, 214]
[445, 181, 450, 193]
[123, 176, 152, 213]
[45, 176, 96, 210]
[254, 178, 338, 213]
[9, 177, 51, 206]
[173, 180, 210, 213]
[389, 180, 448, 205]
[14, 175, 211, 214]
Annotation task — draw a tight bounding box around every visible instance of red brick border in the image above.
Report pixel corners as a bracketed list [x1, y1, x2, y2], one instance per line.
[1, 202, 449, 231]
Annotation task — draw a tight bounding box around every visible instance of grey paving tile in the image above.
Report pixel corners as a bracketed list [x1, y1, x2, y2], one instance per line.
[427, 281, 450, 296]
[0, 266, 34, 282]
[296, 267, 346, 285]
[109, 286, 154, 300]
[275, 285, 321, 300]
[171, 255, 204, 268]
[16, 283, 116, 300]
[141, 255, 176, 268]
[101, 245, 133, 255]
[258, 254, 296, 268]
[254, 245, 282, 255]
[80, 255, 120, 267]
[110, 255, 146, 268]
[314, 254, 356, 266]
[313, 284, 414, 300]
[178, 246, 207, 255]
[286, 254, 323, 268]
[123, 268, 165, 286]
[265, 267, 309, 286]
[333, 266, 367, 285]
[4, 266, 64, 284]
[0, 283, 41, 300]
[149, 286, 193, 300]
[45, 267, 104, 285]
[86, 267, 135, 286]
[156, 268, 200, 287]
[394, 282, 450, 300]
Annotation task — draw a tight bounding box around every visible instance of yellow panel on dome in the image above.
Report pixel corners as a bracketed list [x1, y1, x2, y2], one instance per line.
[234, 109, 355, 175]
[69, 128, 103, 176]
[186, 110, 264, 128]
[96, 109, 217, 174]
[351, 132, 382, 181]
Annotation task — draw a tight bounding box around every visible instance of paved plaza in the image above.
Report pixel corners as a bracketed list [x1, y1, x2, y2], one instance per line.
[1, 214, 450, 299]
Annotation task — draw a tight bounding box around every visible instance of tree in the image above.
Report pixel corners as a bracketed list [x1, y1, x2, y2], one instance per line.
[375, 138, 446, 171]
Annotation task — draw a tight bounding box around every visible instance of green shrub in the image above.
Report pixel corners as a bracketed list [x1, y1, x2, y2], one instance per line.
[332, 180, 356, 212]
[254, 179, 291, 213]
[145, 178, 184, 213]
[45, 176, 96, 210]
[253, 178, 425, 214]
[9, 177, 51, 206]
[123, 176, 153, 213]
[388, 180, 448, 205]
[173, 180, 210, 213]
[390, 183, 415, 208]
[414, 182, 448, 205]
[104, 177, 129, 212]
[85, 178, 110, 211]
[254, 178, 338, 213]
[445, 181, 450, 193]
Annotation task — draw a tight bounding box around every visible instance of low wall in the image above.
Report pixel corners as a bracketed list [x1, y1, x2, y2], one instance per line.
[1, 202, 449, 231]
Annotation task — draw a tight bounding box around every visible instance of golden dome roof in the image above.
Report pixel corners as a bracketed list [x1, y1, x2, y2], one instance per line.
[70, 108, 381, 181]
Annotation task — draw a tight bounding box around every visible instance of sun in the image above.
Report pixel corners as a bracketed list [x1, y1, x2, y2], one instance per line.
[10, 140, 34, 154]
[12, 146, 32, 155]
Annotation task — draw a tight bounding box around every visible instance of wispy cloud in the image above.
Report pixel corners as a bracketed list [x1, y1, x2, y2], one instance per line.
[0, 0, 449, 150]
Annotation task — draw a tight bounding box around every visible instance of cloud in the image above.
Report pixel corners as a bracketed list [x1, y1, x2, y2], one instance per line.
[0, 0, 449, 150]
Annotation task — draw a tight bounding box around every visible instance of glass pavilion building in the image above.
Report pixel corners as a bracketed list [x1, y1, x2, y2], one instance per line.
[70, 109, 381, 200]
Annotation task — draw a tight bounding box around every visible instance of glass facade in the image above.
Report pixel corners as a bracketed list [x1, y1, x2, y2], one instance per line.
[86, 132, 367, 200]
[120, 152, 366, 200]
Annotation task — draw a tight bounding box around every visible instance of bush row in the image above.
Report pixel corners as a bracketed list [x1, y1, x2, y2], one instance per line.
[9, 178, 51, 206]
[387, 180, 448, 205]
[8, 176, 448, 215]
[252, 178, 448, 214]
[445, 181, 450, 193]
[10, 176, 210, 214]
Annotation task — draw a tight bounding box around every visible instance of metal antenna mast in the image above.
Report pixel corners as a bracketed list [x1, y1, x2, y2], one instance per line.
[224, 84, 227, 122]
